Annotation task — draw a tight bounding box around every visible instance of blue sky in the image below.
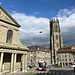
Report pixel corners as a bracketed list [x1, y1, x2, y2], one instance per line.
[1, 0, 75, 18]
[1, 0, 75, 47]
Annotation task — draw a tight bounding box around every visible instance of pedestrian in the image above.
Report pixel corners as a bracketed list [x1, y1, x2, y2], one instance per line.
[74, 67, 75, 72]
[29, 65, 32, 69]
[20, 63, 22, 71]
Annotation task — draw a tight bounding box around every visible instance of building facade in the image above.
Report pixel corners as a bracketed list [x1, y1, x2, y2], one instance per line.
[27, 45, 50, 66]
[49, 18, 64, 64]
[58, 45, 75, 67]
[0, 6, 29, 73]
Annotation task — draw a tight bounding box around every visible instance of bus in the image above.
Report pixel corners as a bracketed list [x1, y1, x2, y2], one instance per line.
[38, 61, 47, 71]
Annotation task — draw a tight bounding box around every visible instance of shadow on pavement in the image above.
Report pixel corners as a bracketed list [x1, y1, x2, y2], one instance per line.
[46, 69, 75, 75]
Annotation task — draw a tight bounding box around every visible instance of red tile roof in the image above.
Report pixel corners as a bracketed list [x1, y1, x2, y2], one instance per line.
[58, 45, 75, 52]
[28, 45, 50, 52]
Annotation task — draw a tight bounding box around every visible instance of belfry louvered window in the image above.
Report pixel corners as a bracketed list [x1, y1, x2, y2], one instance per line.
[6, 30, 13, 44]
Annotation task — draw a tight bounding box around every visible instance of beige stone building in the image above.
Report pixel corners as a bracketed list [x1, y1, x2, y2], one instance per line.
[0, 6, 29, 73]
[27, 45, 50, 66]
[58, 45, 75, 67]
[49, 18, 64, 64]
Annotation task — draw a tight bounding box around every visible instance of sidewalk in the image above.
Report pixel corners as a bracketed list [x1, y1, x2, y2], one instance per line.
[0, 67, 37, 75]
[27, 67, 38, 72]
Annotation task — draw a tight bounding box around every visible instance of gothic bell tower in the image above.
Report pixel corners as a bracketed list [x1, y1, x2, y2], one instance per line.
[49, 18, 64, 64]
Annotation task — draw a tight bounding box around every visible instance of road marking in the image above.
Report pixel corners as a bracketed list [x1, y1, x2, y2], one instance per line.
[56, 72, 59, 74]
[32, 71, 64, 75]
[41, 71, 44, 73]
[32, 71, 47, 73]
[53, 72, 55, 74]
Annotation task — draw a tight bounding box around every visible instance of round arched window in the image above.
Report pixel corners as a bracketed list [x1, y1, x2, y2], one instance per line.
[6, 30, 13, 44]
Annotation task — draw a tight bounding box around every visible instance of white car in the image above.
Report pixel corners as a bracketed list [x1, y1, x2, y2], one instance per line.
[71, 64, 75, 68]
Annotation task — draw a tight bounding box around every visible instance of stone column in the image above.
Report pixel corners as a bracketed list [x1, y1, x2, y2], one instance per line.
[14, 54, 17, 72]
[62, 63, 63, 67]
[0, 53, 4, 73]
[25, 54, 27, 71]
[22, 54, 25, 72]
[68, 63, 69, 67]
[11, 53, 14, 72]
[65, 63, 66, 67]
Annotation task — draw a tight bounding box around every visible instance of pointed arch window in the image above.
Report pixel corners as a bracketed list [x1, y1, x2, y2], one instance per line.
[6, 30, 13, 44]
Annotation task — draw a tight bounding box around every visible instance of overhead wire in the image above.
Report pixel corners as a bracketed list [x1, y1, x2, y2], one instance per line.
[10, 8, 50, 47]
[20, 27, 50, 46]
[0, 25, 50, 47]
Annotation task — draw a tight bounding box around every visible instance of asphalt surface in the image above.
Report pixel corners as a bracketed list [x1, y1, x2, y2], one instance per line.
[2, 67, 75, 75]
[25, 67, 75, 75]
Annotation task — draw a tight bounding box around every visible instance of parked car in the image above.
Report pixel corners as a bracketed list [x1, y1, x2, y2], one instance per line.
[70, 64, 75, 68]
[46, 65, 54, 68]
[27, 65, 33, 69]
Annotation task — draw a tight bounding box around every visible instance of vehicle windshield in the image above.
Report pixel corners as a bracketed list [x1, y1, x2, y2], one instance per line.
[38, 63, 46, 68]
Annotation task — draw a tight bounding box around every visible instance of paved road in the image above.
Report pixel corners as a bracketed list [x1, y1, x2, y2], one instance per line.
[25, 67, 75, 75]
[47, 69, 75, 75]
[2, 67, 75, 75]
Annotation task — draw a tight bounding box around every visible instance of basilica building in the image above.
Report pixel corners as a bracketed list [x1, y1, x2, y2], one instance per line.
[0, 6, 29, 73]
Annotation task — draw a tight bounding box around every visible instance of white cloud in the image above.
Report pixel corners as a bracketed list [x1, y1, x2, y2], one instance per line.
[57, 8, 75, 17]
[11, 12, 50, 47]
[57, 8, 75, 46]
[10, 8, 75, 47]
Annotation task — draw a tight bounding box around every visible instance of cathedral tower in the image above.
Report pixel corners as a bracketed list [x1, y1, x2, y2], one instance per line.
[49, 18, 64, 64]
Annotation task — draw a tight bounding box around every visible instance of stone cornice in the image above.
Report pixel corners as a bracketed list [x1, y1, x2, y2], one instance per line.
[0, 45, 29, 51]
[0, 23, 19, 31]
[0, 19, 20, 28]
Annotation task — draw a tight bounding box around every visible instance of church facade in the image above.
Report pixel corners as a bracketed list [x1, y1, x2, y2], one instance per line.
[0, 6, 29, 73]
